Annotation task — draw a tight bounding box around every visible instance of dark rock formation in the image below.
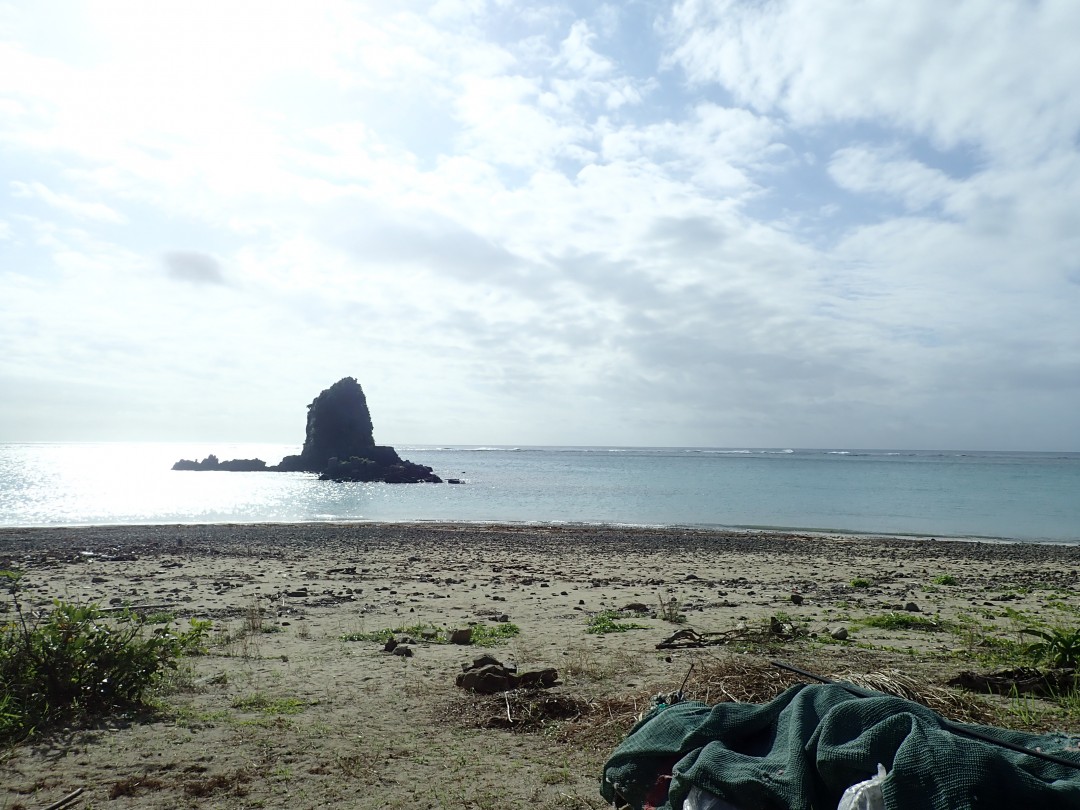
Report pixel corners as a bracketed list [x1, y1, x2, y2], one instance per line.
[171, 454, 268, 472]
[171, 377, 442, 483]
[275, 378, 375, 473]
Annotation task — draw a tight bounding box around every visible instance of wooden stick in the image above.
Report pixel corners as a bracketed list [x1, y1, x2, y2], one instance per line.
[41, 787, 84, 810]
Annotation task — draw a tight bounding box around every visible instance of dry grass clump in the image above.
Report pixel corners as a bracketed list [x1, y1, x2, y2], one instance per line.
[437, 656, 997, 756]
[686, 657, 995, 726]
[435, 689, 593, 733]
[834, 669, 996, 725]
[684, 656, 804, 704]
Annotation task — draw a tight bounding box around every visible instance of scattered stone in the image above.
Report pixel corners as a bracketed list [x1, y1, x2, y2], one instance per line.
[392, 645, 414, 658]
[905, 602, 921, 612]
[831, 627, 849, 641]
[790, 593, 803, 605]
[449, 627, 473, 645]
[383, 637, 398, 652]
[456, 656, 559, 694]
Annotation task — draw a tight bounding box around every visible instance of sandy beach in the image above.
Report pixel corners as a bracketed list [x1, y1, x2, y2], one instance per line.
[2, 523, 1079, 809]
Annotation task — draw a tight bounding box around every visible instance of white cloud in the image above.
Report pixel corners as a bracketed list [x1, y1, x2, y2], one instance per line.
[667, 0, 1080, 162]
[828, 147, 959, 212]
[10, 180, 127, 223]
[0, 0, 1078, 449]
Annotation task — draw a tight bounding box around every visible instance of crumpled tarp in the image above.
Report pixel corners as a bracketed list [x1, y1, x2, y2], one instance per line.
[600, 683, 1080, 810]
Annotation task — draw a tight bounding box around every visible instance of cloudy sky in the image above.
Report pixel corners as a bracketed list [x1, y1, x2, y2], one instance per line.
[2, 0, 1078, 450]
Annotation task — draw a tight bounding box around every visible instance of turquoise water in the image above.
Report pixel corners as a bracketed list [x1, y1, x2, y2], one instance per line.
[0, 443, 1077, 542]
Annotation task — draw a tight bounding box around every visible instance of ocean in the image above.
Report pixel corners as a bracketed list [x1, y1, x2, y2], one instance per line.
[1, 443, 1078, 543]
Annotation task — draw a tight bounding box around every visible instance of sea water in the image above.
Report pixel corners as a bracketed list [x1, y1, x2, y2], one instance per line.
[0, 443, 1077, 543]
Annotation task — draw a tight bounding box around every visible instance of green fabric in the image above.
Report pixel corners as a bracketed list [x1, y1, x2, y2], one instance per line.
[600, 683, 1080, 810]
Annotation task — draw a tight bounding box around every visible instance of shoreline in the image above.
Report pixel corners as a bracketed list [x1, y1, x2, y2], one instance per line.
[2, 518, 1077, 547]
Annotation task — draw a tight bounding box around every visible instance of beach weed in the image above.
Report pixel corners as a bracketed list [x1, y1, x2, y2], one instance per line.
[1022, 625, 1080, 669]
[0, 573, 211, 743]
[932, 574, 959, 586]
[244, 598, 265, 634]
[658, 597, 687, 624]
[850, 577, 872, 589]
[585, 611, 648, 635]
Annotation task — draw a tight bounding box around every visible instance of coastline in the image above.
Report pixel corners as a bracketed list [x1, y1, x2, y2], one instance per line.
[3, 517, 1077, 546]
[3, 522, 1079, 808]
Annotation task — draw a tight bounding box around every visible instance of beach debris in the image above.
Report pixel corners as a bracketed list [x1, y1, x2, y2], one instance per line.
[656, 616, 810, 649]
[456, 655, 559, 694]
[41, 787, 85, 810]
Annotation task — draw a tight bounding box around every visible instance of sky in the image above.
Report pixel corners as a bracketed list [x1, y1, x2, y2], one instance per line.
[2, 0, 1079, 450]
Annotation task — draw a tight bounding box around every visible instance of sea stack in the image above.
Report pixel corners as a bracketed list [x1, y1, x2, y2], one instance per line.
[172, 377, 442, 483]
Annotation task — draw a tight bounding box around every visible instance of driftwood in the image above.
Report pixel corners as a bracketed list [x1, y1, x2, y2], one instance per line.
[656, 619, 806, 650]
[41, 787, 84, 810]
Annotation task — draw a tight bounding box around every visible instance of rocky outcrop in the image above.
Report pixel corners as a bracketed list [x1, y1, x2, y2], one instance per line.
[171, 454, 268, 471]
[275, 378, 375, 473]
[172, 377, 442, 483]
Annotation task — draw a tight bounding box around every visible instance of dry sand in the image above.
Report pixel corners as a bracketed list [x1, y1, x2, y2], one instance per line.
[1, 523, 1078, 809]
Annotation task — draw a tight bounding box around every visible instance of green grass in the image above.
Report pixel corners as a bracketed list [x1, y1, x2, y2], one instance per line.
[932, 574, 958, 586]
[585, 610, 648, 635]
[860, 613, 944, 631]
[341, 621, 520, 646]
[850, 577, 872, 589]
[231, 693, 306, 715]
[470, 623, 521, 646]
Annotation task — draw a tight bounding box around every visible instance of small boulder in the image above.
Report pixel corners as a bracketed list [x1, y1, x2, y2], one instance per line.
[831, 627, 849, 641]
[449, 627, 473, 645]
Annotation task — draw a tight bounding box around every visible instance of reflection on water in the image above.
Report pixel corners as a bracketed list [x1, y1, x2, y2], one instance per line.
[1, 443, 1078, 543]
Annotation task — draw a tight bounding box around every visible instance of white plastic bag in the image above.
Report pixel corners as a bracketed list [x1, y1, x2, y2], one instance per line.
[683, 785, 744, 810]
[837, 763, 888, 810]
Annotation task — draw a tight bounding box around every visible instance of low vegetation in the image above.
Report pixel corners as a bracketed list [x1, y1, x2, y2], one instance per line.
[860, 613, 945, 632]
[0, 570, 209, 743]
[341, 621, 520, 647]
[1023, 626, 1080, 669]
[585, 610, 649, 635]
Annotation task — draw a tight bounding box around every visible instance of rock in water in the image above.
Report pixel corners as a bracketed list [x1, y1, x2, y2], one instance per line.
[293, 377, 374, 472]
[172, 377, 442, 484]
